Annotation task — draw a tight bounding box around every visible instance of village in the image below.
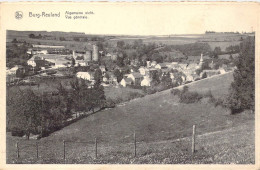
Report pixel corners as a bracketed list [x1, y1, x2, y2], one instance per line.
[5, 30, 254, 165]
[6, 42, 233, 91]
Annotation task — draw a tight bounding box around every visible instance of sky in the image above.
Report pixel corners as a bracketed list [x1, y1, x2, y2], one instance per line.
[1, 2, 258, 35]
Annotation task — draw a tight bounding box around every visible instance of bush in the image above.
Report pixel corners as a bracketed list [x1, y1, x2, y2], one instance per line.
[172, 86, 203, 104]
[105, 98, 116, 108]
[180, 91, 203, 104]
[171, 89, 181, 96]
[11, 128, 24, 137]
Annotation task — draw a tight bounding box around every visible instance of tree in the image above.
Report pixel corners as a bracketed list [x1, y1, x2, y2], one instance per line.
[151, 70, 160, 84]
[94, 68, 103, 86]
[113, 69, 123, 83]
[227, 36, 255, 114]
[73, 37, 80, 41]
[29, 34, 35, 39]
[117, 41, 125, 49]
[104, 72, 110, 80]
[229, 54, 234, 61]
[116, 56, 125, 67]
[60, 37, 66, 41]
[7, 89, 42, 139]
[12, 38, 18, 43]
[38, 34, 42, 39]
[133, 39, 143, 49]
[212, 46, 221, 59]
[71, 57, 75, 67]
[161, 72, 172, 88]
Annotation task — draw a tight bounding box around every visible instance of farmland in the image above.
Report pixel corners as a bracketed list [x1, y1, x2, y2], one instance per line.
[7, 30, 249, 51]
[6, 72, 255, 164]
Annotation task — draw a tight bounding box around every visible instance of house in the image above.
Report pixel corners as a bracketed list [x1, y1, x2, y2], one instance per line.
[76, 72, 94, 81]
[209, 60, 215, 69]
[151, 61, 157, 67]
[200, 70, 220, 78]
[178, 63, 188, 70]
[99, 65, 106, 74]
[27, 56, 42, 67]
[185, 74, 194, 82]
[161, 68, 172, 76]
[146, 61, 151, 68]
[106, 52, 118, 61]
[141, 76, 152, 87]
[110, 75, 118, 85]
[127, 72, 143, 85]
[147, 68, 159, 77]
[219, 68, 226, 74]
[7, 65, 26, 75]
[138, 67, 148, 76]
[155, 63, 168, 69]
[76, 60, 87, 67]
[192, 74, 200, 81]
[120, 78, 133, 87]
[186, 63, 199, 70]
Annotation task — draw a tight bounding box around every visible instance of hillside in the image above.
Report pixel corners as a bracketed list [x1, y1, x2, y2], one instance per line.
[6, 72, 254, 163]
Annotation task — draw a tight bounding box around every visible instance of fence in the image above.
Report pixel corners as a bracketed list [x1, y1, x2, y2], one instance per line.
[9, 125, 197, 164]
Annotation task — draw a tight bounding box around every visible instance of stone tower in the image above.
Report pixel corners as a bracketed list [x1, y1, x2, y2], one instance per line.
[92, 45, 99, 61]
[84, 50, 92, 61]
[199, 53, 204, 68]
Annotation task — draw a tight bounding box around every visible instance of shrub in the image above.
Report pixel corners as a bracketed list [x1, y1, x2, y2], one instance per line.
[180, 91, 203, 104]
[171, 89, 181, 96]
[11, 127, 24, 137]
[105, 98, 116, 108]
[172, 86, 203, 104]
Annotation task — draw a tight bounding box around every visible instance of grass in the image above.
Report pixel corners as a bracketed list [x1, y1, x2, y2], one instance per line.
[180, 72, 234, 99]
[104, 86, 144, 102]
[6, 72, 255, 164]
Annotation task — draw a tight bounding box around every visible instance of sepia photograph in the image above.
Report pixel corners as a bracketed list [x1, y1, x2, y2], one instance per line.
[0, 2, 258, 168]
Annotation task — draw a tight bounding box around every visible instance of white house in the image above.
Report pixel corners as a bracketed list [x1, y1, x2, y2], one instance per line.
[138, 67, 148, 76]
[76, 72, 94, 81]
[219, 68, 226, 74]
[151, 61, 157, 67]
[127, 72, 143, 85]
[146, 61, 151, 68]
[141, 76, 152, 87]
[120, 78, 133, 87]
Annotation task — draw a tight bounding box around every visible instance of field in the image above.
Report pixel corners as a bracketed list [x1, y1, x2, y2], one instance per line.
[7, 30, 247, 52]
[104, 86, 144, 102]
[180, 72, 234, 99]
[6, 72, 255, 164]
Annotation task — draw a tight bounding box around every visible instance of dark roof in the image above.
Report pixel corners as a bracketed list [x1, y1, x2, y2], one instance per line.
[124, 78, 133, 83]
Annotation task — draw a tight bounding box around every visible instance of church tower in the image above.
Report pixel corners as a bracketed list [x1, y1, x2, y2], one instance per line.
[199, 53, 204, 68]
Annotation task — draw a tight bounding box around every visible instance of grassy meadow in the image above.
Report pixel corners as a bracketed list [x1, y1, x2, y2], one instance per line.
[6, 72, 255, 164]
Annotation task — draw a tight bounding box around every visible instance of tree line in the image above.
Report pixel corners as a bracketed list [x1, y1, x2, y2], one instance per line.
[7, 77, 106, 139]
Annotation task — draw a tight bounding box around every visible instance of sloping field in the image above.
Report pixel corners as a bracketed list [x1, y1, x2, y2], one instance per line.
[7, 72, 254, 163]
[182, 72, 234, 99]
